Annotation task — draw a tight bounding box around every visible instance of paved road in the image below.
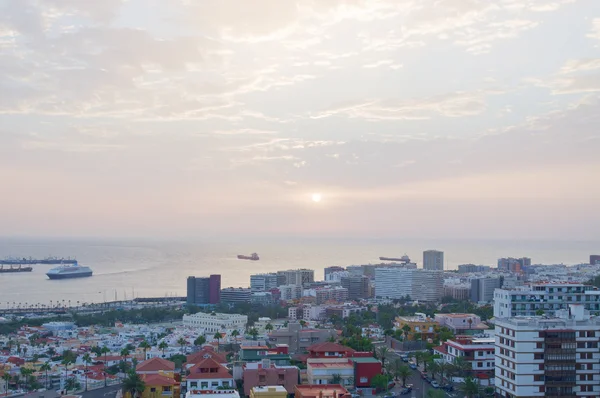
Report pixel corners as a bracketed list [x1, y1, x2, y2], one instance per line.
[81, 385, 122, 398]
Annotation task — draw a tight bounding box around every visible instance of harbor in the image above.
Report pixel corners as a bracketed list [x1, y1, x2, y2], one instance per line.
[0, 256, 77, 265]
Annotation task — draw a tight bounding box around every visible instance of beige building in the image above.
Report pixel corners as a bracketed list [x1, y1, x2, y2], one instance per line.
[250, 386, 287, 398]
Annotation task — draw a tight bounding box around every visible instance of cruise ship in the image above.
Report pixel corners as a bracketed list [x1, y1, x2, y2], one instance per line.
[46, 262, 93, 280]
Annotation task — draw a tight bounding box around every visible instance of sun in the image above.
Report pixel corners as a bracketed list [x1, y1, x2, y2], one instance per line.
[311, 193, 322, 203]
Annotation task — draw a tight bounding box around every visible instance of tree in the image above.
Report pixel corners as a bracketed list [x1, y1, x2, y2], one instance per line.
[101, 346, 110, 387]
[122, 370, 145, 398]
[299, 320, 307, 328]
[452, 356, 472, 378]
[177, 337, 188, 354]
[213, 332, 222, 349]
[414, 351, 423, 366]
[2, 372, 11, 394]
[40, 361, 52, 390]
[401, 325, 411, 338]
[194, 335, 206, 347]
[12, 375, 20, 391]
[331, 373, 342, 385]
[82, 353, 92, 391]
[265, 323, 274, 332]
[19, 368, 33, 392]
[376, 346, 390, 368]
[139, 341, 151, 359]
[158, 341, 168, 357]
[61, 357, 72, 392]
[248, 328, 259, 341]
[65, 377, 81, 392]
[231, 329, 240, 340]
[458, 377, 481, 398]
[370, 374, 388, 391]
[397, 365, 412, 387]
[428, 361, 440, 382]
[120, 348, 131, 373]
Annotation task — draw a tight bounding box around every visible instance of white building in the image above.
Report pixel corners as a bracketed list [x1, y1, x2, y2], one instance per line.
[288, 305, 326, 321]
[434, 334, 495, 384]
[493, 283, 600, 318]
[307, 358, 354, 386]
[250, 273, 278, 292]
[495, 304, 600, 397]
[279, 285, 302, 301]
[186, 390, 240, 398]
[374, 268, 443, 302]
[277, 269, 314, 286]
[182, 312, 248, 334]
[423, 250, 444, 271]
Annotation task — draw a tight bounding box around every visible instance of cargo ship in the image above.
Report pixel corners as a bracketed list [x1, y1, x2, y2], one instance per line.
[46, 262, 93, 280]
[237, 253, 259, 261]
[0, 257, 77, 265]
[0, 264, 33, 273]
[379, 255, 411, 263]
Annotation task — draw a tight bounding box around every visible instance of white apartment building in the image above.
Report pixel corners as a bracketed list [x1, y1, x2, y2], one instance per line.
[434, 334, 495, 383]
[423, 250, 444, 271]
[495, 304, 600, 397]
[182, 312, 248, 334]
[307, 358, 354, 386]
[288, 305, 326, 321]
[277, 269, 314, 286]
[493, 283, 600, 318]
[374, 267, 443, 302]
[279, 284, 302, 301]
[250, 273, 278, 292]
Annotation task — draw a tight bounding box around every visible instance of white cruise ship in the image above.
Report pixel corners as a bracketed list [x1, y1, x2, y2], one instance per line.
[46, 262, 93, 280]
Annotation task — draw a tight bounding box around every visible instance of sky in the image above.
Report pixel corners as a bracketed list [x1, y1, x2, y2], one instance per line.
[0, 0, 599, 240]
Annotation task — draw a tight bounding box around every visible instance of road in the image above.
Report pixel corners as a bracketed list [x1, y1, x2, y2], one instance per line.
[81, 384, 122, 398]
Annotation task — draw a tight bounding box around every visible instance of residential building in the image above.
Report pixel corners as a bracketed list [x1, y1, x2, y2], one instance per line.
[324, 266, 346, 280]
[239, 345, 291, 366]
[288, 305, 326, 321]
[276, 269, 314, 287]
[251, 274, 279, 292]
[340, 276, 370, 300]
[423, 250, 444, 271]
[250, 386, 288, 398]
[307, 342, 355, 358]
[495, 304, 600, 397]
[187, 347, 228, 367]
[457, 264, 491, 273]
[279, 285, 302, 301]
[136, 357, 175, 376]
[443, 284, 471, 301]
[590, 255, 600, 265]
[139, 374, 179, 398]
[220, 288, 252, 305]
[493, 283, 600, 318]
[374, 268, 443, 302]
[434, 335, 495, 383]
[497, 257, 530, 272]
[294, 385, 351, 398]
[307, 358, 354, 386]
[267, 323, 337, 353]
[324, 304, 368, 319]
[395, 314, 438, 341]
[352, 357, 383, 388]
[315, 286, 348, 304]
[434, 314, 488, 335]
[470, 277, 502, 303]
[182, 312, 248, 334]
[187, 275, 221, 305]
[186, 390, 240, 398]
[251, 292, 275, 306]
[186, 357, 235, 391]
[242, 360, 299, 396]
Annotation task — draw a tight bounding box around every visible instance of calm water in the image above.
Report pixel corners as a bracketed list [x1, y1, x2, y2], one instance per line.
[0, 237, 597, 306]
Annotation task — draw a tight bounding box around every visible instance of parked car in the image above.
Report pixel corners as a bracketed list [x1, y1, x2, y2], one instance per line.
[401, 356, 409, 362]
[442, 384, 454, 392]
[399, 387, 412, 395]
[409, 363, 417, 370]
[430, 380, 440, 388]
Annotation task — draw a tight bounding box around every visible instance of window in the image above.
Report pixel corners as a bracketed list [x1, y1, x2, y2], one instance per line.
[539, 386, 545, 393]
[190, 382, 198, 388]
[211, 382, 219, 387]
[536, 342, 543, 349]
[534, 353, 544, 360]
[201, 382, 208, 389]
[477, 362, 483, 367]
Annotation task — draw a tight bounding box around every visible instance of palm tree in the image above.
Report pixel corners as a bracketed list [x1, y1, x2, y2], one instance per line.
[401, 325, 411, 339]
[65, 377, 80, 392]
[82, 353, 92, 391]
[299, 320, 307, 328]
[12, 375, 20, 392]
[158, 341, 168, 357]
[193, 335, 206, 347]
[265, 323, 274, 332]
[452, 356, 472, 377]
[413, 351, 423, 367]
[428, 361, 440, 382]
[120, 348, 131, 371]
[62, 357, 72, 391]
[177, 337, 188, 354]
[376, 346, 389, 368]
[397, 365, 412, 387]
[139, 341, 151, 359]
[248, 328, 259, 341]
[231, 329, 240, 340]
[122, 370, 145, 398]
[21, 367, 34, 391]
[2, 373, 11, 394]
[458, 377, 481, 398]
[331, 373, 342, 385]
[40, 361, 52, 390]
[213, 332, 222, 349]
[100, 346, 110, 387]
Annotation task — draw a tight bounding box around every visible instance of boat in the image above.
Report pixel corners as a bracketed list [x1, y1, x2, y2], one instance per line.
[237, 253, 259, 261]
[379, 255, 411, 263]
[0, 257, 77, 265]
[46, 262, 93, 280]
[0, 264, 33, 273]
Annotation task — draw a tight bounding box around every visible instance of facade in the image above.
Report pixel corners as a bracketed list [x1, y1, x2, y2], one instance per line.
[340, 276, 370, 300]
[434, 313, 487, 335]
[289, 305, 326, 321]
[307, 359, 354, 386]
[220, 288, 252, 305]
[251, 274, 279, 292]
[239, 345, 291, 366]
[395, 314, 438, 341]
[497, 257, 531, 272]
[242, 361, 299, 395]
[250, 386, 287, 398]
[324, 304, 367, 319]
[457, 264, 491, 273]
[276, 269, 315, 287]
[324, 266, 346, 280]
[434, 335, 495, 381]
[182, 312, 248, 334]
[423, 250, 444, 271]
[315, 286, 348, 304]
[294, 385, 350, 398]
[267, 323, 337, 353]
[136, 357, 175, 376]
[279, 285, 302, 301]
[495, 305, 600, 397]
[251, 292, 275, 306]
[186, 390, 240, 398]
[374, 268, 443, 302]
[187, 275, 221, 305]
[139, 374, 179, 398]
[443, 284, 471, 301]
[186, 357, 235, 391]
[470, 277, 502, 303]
[352, 357, 383, 388]
[493, 283, 600, 318]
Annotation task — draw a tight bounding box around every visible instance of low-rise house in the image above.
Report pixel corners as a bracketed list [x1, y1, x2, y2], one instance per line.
[250, 386, 287, 398]
[139, 373, 179, 398]
[394, 314, 438, 341]
[242, 359, 299, 396]
[433, 334, 495, 383]
[268, 324, 337, 354]
[136, 357, 175, 377]
[294, 384, 351, 398]
[186, 357, 234, 391]
[434, 314, 488, 335]
[307, 359, 354, 386]
[239, 345, 291, 366]
[186, 347, 228, 367]
[186, 389, 240, 398]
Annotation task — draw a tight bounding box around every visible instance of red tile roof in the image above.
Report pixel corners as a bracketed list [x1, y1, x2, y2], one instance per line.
[187, 357, 232, 381]
[187, 349, 227, 365]
[136, 357, 175, 372]
[141, 373, 178, 386]
[307, 342, 355, 354]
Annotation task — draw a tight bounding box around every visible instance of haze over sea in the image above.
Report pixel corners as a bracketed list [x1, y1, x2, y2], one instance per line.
[0, 237, 598, 306]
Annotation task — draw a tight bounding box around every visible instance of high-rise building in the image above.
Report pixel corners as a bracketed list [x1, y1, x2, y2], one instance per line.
[187, 275, 221, 305]
[470, 277, 502, 303]
[250, 273, 278, 292]
[497, 257, 530, 272]
[324, 266, 345, 280]
[457, 264, 491, 273]
[276, 269, 314, 287]
[279, 285, 302, 301]
[495, 305, 600, 397]
[220, 287, 252, 305]
[590, 254, 600, 265]
[340, 275, 370, 300]
[374, 268, 443, 302]
[423, 250, 444, 271]
[315, 286, 348, 304]
[493, 283, 600, 318]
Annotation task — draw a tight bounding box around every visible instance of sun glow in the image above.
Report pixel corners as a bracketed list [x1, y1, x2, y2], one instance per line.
[311, 193, 322, 202]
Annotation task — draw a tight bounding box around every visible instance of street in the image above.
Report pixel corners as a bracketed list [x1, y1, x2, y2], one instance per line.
[81, 384, 122, 398]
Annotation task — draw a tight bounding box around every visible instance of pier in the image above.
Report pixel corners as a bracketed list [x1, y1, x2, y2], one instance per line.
[0, 257, 78, 265]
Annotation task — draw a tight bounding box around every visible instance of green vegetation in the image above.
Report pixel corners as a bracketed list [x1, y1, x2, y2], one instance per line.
[370, 374, 388, 391]
[122, 371, 145, 398]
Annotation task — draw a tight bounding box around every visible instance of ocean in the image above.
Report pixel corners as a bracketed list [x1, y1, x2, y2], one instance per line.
[0, 237, 597, 306]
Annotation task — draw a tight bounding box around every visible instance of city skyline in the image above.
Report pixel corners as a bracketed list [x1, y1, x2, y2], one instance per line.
[1, 1, 599, 239]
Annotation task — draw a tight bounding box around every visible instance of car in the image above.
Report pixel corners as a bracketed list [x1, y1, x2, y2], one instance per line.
[399, 387, 412, 395]
[441, 384, 454, 392]
[409, 363, 417, 369]
[430, 380, 440, 388]
[401, 356, 409, 362]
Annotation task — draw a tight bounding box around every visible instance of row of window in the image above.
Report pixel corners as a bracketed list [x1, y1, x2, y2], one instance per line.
[189, 381, 231, 389]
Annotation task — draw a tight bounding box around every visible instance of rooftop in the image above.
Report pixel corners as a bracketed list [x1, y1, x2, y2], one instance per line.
[136, 357, 175, 372]
[295, 384, 350, 398]
[252, 386, 287, 393]
[350, 357, 380, 364]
